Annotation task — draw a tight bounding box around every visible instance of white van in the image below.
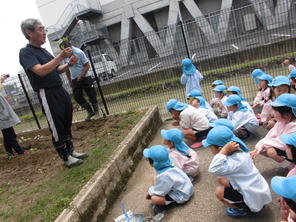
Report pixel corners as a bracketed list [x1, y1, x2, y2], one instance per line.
[92, 54, 118, 81]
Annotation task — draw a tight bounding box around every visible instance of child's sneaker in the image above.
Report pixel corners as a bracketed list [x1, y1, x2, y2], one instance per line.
[191, 142, 203, 149]
[225, 207, 251, 218]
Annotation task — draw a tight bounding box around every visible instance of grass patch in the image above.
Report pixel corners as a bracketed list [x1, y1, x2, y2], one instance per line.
[0, 111, 144, 222]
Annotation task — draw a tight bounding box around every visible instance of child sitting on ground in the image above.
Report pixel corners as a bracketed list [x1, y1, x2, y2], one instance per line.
[271, 175, 296, 222]
[227, 86, 254, 113]
[187, 89, 212, 110]
[203, 126, 272, 218]
[161, 128, 199, 178]
[251, 94, 296, 169]
[211, 80, 224, 88]
[191, 96, 217, 123]
[262, 76, 291, 130]
[166, 99, 210, 148]
[144, 145, 194, 214]
[252, 74, 273, 109]
[224, 95, 259, 139]
[210, 85, 228, 118]
[180, 58, 203, 96]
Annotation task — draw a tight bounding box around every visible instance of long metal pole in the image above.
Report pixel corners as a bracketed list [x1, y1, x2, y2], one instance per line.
[18, 74, 41, 129]
[179, 20, 190, 58]
[87, 50, 109, 115]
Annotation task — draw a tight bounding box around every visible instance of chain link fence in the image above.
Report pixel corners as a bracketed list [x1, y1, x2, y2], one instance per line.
[2, 0, 296, 132]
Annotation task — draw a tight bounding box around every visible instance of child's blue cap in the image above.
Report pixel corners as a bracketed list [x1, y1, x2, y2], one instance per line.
[271, 175, 296, 202]
[187, 89, 202, 98]
[270, 93, 296, 117]
[252, 69, 265, 84]
[161, 128, 189, 156]
[288, 69, 296, 78]
[213, 85, 227, 92]
[195, 96, 207, 109]
[166, 99, 178, 111]
[202, 126, 250, 152]
[182, 58, 196, 75]
[258, 74, 273, 84]
[268, 76, 290, 87]
[224, 94, 241, 107]
[280, 132, 296, 148]
[212, 80, 224, 86]
[143, 145, 173, 174]
[227, 86, 246, 101]
[209, 118, 234, 131]
[166, 99, 188, 112]
[224, 95, 248, 111]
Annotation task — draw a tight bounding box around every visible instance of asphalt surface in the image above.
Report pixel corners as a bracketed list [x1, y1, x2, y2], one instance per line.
[105, 121, 287, 222]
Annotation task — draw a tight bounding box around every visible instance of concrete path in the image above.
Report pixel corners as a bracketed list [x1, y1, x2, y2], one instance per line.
[105, 120, 287, 222]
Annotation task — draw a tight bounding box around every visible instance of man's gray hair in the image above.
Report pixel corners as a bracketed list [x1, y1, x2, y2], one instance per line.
[21, 18, 42, 40]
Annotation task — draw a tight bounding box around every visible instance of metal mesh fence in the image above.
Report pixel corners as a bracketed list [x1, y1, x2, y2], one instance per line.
[3, 0, 296, 132]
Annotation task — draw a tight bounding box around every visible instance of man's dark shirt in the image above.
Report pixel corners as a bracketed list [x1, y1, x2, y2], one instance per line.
[19, 44, 62, 91]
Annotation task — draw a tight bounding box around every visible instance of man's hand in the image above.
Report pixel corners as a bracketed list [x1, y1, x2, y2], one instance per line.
[68, 55, 78, 66]
[220, 142, 239, 155]
[60, 47, 73, 59]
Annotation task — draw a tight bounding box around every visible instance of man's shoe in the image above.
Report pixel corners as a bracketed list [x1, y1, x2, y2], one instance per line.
[72, 150, 89, 159]
[85, 111, 95, 121]
[64, 155, 83, 168]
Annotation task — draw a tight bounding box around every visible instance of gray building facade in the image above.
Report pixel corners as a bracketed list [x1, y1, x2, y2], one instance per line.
[36, 0, 295, 67]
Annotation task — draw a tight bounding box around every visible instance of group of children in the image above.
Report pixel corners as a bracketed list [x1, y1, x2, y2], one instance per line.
[143, 58, 296, 221]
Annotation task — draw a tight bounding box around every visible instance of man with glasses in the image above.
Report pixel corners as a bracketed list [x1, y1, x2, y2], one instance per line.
[19, 18, 88, 168]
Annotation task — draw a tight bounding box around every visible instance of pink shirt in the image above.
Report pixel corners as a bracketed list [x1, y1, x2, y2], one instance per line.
[261, 100, 273, 122]
[168, 148, 199, 177]
[253, 88, 271, 106]
[255, 121, 296, 153]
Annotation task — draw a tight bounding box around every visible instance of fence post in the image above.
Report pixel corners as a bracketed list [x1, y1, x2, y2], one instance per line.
[87, 50, 109, 115]
[18, 74, 41, 129]
[179, 20, 190, 59]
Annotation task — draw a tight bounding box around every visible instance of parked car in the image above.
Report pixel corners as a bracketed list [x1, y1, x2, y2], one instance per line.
[91, 54, 117, 81]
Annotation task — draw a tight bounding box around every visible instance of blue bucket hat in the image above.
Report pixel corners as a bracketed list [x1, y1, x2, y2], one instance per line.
[252, 69, 265, 84]
[224, 94, 248, 111]
[227, 86, 246, 101]
[143, 145, 173, 174]
[212, 80, 224, 86]
[270, 93, 296, 117]
[280, 132, 296, 147]
[166, 99, 188, 112]
[258, 74, 273, 84]
[213, 85, 227, 92]
[166, 99, 178, 111]
[209, 118, 234, 131]
[195, 96, 207, 109]
[161, 128, 190, 156]
[268, 76, 290, 87]
[187, 89, 202, 98]
[182, 58, 196, 75]
[202, 126, 250, 152]
[271, 175, 296, 202]
[288, 69, 296, 78]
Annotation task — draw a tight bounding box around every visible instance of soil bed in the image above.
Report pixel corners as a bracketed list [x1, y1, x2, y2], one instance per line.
[0, 110, 145, 222]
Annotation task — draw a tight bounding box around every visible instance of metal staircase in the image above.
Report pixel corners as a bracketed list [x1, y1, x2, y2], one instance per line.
[47, 0, 102, 41]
